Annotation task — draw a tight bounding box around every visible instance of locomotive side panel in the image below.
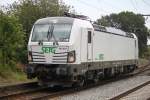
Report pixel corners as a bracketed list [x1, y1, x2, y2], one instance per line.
[93, 31, 137, 62]
[93, 31, 112, 62]
[110, 33, 135, 60]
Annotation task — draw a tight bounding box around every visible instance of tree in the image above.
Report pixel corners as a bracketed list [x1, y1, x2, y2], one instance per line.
[0, 11, 25, 66]
[96, 11, 148, 57]
[0, 0, 70, 65]
[9, 0, 70, 39]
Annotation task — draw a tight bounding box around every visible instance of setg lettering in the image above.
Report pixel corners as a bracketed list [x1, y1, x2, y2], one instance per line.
[42, 47, 56, 54]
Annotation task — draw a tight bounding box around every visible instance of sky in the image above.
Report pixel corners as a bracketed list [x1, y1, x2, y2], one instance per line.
[63, 0, 150, 28]
[0, 0, 150, 28]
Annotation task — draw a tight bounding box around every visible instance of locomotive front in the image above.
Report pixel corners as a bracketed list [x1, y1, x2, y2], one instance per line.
[26, 17, 78, 86]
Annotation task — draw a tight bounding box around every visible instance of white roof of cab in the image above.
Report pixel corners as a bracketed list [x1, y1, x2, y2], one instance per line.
[35, 17, 74, 24]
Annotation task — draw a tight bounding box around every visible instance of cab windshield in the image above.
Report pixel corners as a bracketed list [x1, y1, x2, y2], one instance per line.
[31, 23, 72, 42]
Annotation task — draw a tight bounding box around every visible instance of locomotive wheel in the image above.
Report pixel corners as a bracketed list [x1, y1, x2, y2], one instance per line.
[38, 79, 45, 86]
[78, 78, 85, 87]
[73, 76, 85, 87]
[37, 76, 48, 86]
[93, 75, 99, 83]
[104, 68, 111, 78]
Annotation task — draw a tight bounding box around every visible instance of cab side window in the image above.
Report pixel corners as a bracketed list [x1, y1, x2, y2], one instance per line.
[88, 31, 91, 43]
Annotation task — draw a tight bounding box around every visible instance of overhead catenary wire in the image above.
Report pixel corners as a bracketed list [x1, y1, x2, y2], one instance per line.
[75, 0, 112, 22]
[142, 0, 150, 8]
[97, 0, 120, 11]
[134, 0, 144, 13]
[76, 0, 109, 14]
[130, 0, 138, 12]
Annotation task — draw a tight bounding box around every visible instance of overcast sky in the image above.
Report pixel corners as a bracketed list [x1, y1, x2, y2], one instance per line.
[64, 0, 150, 28]
[1, 0, 150, 28]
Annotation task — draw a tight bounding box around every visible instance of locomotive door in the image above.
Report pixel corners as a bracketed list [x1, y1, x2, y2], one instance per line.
[87, 29, 93, 61]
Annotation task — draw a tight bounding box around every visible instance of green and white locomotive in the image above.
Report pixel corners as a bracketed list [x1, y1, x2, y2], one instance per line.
[26, 14, 138, 87]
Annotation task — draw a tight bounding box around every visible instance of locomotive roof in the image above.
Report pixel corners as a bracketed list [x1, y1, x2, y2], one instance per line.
[34, 17, 135, 38]
[35, 17, 74, 24]
[93, 24, 134, 38]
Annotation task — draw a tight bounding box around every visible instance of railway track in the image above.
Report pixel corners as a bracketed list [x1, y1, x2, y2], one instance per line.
[28, 75, 135, 100]
[0, 74, 135, 100]
[109, 67, 150, 100]
[0, 64, 150, 100]
[0, 81, 49, 100]
[30, 64, 150, 100]
[135, 63, 150, 74]
[110, 80, 150, 100]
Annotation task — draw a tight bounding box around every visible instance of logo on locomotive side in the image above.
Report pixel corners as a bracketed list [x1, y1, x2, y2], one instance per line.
[42, 47, 56, 54]
[95, 53, 104, 60]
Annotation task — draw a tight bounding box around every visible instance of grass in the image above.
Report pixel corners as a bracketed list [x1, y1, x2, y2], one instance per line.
[138, 58, 149, 67]
[0, 50, 32, 85]
[0, 63, 30, 85]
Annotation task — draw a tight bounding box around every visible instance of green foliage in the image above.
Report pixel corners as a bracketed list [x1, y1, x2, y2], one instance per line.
[0, 63, 28, 82]
[142, 46, 150, 59]
[0, 0, 70, 82]
[0, 11, 26, 66]
[96, 11, 149, 57]
[0, 11, 27, 82]
[5, 0, 69, 63]
[0, 0, 70, 65]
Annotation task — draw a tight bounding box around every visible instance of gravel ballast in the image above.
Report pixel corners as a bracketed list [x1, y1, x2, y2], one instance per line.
[56, 75, 150, 100]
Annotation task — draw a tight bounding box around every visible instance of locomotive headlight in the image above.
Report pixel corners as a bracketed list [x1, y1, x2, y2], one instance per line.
[67, 51, 76, 63]
[28, 51, 32, 62]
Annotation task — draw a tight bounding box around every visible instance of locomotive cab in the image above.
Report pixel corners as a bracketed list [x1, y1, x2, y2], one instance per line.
[28, 17, 74, 64]
[27, 17, 93, 86]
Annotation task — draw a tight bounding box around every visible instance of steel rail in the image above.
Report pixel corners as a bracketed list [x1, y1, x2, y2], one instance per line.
[108, 66, 150, 100]
[0, 81, 49, 99]
[0, 86, 49, 99]
[0, 81, 37, 90]
[109, 80, 150, 100]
